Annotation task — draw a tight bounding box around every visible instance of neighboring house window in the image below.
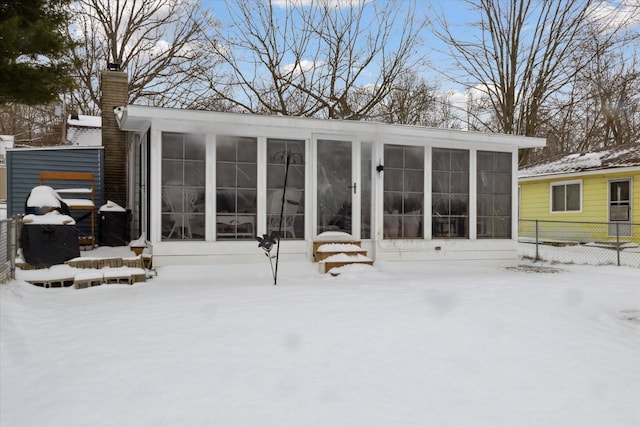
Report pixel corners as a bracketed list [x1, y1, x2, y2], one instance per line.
[477, 151, 512, 238]
[267, 139, 305, 239]
[383, 145, 424, 238]
[551, 181, 581, 212]
[609, 179, 632, 237]
[432, 148, 469, 238]
[609, 179, 631, 221]
[216, 136, 257, 239]
[161, 132, 206, 240]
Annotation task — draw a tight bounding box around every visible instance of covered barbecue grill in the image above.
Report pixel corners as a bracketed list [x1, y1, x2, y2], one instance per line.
[20, 186, 80, 266]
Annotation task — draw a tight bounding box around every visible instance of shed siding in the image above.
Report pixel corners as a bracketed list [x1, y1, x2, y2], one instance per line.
[7, 148, 104, 227]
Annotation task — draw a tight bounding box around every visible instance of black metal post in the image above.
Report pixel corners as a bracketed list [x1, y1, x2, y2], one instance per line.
[273, 151, 291, 285]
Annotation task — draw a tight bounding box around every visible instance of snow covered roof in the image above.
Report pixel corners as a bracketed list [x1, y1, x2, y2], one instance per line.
[66, 115, 102, 146]
[519, 144, 640, 179]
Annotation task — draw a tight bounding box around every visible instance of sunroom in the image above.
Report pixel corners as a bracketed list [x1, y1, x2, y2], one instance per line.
[115, 105, 545, 267]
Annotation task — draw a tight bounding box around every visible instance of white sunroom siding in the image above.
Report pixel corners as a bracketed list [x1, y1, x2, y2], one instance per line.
[117, 106, 544, 266]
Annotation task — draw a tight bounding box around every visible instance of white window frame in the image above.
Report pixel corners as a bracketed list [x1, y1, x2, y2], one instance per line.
[550, 180, 582, 213]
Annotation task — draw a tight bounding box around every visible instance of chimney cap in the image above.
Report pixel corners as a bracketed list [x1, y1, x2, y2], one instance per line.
[107, 62, 121, 71]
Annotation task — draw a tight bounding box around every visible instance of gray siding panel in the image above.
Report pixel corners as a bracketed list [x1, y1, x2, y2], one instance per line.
[7, 147, 104, 241]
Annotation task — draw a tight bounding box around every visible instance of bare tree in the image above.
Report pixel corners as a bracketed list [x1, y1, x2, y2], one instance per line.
[0, 104, 64, 146]
[431, 0, 612, 164]
[203, 0, 428, 120]
[432, 0, 640, 164]
[372, 71, 460, 128]
[67, 0, 220, 114]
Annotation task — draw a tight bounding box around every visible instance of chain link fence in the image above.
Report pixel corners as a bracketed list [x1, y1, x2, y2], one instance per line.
[0, 215, 21, 283]
[519, 219, 640, 268]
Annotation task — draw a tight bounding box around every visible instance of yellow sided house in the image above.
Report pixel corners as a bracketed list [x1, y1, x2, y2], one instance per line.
[518, 144, 640, 245]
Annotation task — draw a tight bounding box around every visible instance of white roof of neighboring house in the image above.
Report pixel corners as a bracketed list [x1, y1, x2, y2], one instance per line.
[66, 114, 102, 146]
[519, 144, 640, 179]
[1, 135, 14, 155]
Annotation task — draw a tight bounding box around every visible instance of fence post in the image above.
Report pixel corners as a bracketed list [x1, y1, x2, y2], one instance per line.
[535, 219, 540, 261]
[10, 215, 17, 279]
[616, 222, 620, 267]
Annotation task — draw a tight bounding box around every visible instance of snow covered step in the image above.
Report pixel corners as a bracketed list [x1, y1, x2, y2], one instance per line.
[315, 243, 367, 261]
[312, 240, 362, 261]
[319, 253, 374, 274]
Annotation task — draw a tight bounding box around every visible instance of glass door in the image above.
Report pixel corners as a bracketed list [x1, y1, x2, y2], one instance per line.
[316, 138, 359, 237]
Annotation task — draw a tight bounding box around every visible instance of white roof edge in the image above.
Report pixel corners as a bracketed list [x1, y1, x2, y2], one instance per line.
[518, 165, 640, 181]
[117, 105, 546, 149]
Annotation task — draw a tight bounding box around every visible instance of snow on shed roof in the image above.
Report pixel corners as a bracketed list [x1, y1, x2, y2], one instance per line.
[519, 144, 640, 179]
[66, 114, 101, 146]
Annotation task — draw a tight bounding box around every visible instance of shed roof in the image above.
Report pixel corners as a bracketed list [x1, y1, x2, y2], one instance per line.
[519, 144, 640, 179]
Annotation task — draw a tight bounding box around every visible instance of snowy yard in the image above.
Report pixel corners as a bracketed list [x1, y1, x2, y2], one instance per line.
[1, 258, 639, 427]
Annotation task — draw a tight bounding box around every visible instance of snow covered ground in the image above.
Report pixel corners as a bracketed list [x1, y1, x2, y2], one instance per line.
[1, 258, 639, 427]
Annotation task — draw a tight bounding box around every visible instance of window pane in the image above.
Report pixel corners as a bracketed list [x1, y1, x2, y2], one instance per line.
[432, 171, 449, 194]
[162, 133, 183, 159]
[162, 160, 182, 185]
[478, 195, 492, 216]
[610, 181, 630, 202]
[432, 149, 449, 171]
[494, 174, 511, 195]
[478, 172, 492, 194]
[450, 172, 469, 193]
[432, 194, 449, 216]
[494, 195, 511, 216]
[216, 137, 236, 161]
[495, 153, 512, 173]
[237, 163, 257, 188]
[385, 145, 403, 168]
[404, 170, 424, 192]
[566, 184, 580, 211]
[552, 185, 565, 211]
[404, 146, 424, 169]
[384, 169, 403, 191]
[237, 138, 257, 162]
[451, 150, 469, 171]
[216, 163, 236, 188]
[185, 161, 205, 186]
[184, 135, 206, 159]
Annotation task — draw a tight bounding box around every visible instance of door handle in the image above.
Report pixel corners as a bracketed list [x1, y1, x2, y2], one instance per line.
[348, 183, 356, 194]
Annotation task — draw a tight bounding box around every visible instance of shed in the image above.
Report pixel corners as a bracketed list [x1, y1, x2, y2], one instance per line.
[7, 146, 104, 240]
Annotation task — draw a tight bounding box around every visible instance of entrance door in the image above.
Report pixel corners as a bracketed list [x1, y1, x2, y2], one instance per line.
[316, 138, 359, 237]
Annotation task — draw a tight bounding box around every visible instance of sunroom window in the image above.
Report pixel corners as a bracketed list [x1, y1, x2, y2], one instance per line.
[161, 132, 206, 240]
[477, 151, 512, 238]
[432, 148, 469, 238]
[383, 145, 424, 239]
[267, 139, 305, 239]
[216, 136, 257, 239]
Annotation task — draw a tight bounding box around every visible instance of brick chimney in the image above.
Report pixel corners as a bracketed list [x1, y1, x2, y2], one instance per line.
[100, 69, 128, 208]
